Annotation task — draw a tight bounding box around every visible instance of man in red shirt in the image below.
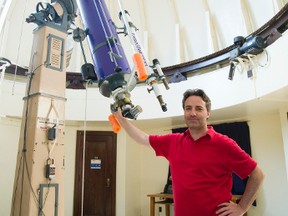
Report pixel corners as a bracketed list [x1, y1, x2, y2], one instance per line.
[113, 88, 264, 216]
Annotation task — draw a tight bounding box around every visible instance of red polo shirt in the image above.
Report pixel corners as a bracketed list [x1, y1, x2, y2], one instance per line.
[149, 126, 257, 216]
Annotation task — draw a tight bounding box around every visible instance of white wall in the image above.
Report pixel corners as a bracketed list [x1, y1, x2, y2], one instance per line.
[63, 124, 78, 216]
[0, 118, 21, 216]
[248, 112, 288, 216]
[139, 128, 170, 216]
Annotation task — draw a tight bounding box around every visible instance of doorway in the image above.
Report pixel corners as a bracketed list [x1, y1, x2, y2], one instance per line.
[73, 131, 117, 216]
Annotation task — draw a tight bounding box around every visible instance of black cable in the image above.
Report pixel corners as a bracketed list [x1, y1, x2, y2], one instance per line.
[11, 63, 47, 216]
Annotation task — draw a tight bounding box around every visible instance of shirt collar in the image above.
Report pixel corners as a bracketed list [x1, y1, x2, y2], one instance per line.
[184, 126, 215, 140]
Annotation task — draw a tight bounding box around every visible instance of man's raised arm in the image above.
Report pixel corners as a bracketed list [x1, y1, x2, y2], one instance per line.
[113, 110, 150, 146]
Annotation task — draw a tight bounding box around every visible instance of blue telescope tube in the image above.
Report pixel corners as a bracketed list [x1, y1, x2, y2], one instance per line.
[76, 0, 135, 97]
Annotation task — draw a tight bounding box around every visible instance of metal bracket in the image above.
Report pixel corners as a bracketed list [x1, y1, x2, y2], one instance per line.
[38, 183, 59, 216]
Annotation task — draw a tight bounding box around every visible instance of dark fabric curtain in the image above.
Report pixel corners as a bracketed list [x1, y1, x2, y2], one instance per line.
[171, 122, 256, 205]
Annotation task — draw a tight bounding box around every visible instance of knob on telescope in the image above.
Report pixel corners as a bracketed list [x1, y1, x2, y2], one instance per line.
[233, 36, 245, 46]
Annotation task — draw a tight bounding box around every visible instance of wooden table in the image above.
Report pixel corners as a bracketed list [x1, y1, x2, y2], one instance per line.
[147, 193, 247, 216]
[147, 193, 173, 216]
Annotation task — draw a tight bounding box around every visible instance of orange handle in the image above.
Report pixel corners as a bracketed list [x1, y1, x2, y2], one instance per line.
[133, 53, 148, 81]
[108, 114, 121, 133]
